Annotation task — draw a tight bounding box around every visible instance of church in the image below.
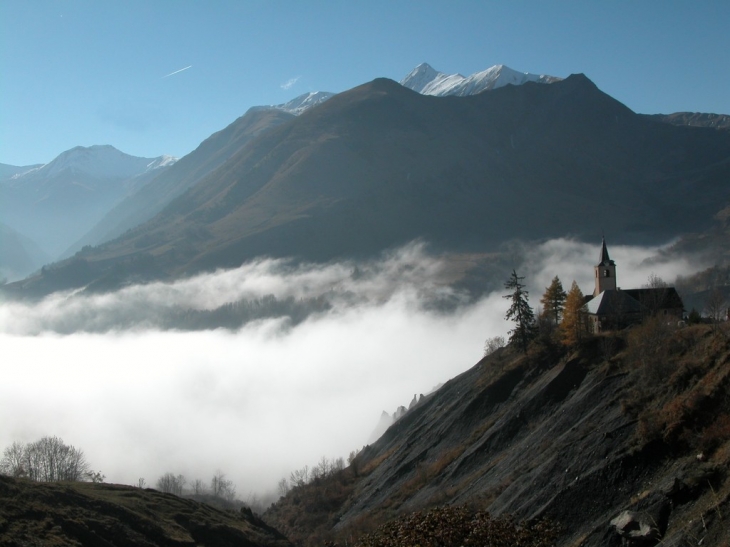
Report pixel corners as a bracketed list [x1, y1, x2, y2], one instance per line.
[585, 238, 685, 332]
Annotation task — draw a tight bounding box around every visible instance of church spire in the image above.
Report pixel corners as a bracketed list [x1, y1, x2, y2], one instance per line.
[594, 237, 617, 296]
[597, 236, 614, 266]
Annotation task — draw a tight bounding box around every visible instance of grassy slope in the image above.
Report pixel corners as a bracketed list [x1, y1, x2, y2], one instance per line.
[0, 478, 291, 547]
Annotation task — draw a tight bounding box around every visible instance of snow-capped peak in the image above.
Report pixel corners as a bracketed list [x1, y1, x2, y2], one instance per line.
[35, 145, 173, 180]
[400, 63, 561, 97]
[146, 155, 178, 171]
[251, 91, 337, 116]
[400, 62, 465, 95]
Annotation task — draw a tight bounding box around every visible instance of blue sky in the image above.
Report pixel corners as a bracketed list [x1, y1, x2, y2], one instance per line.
[2, 1, 729, 166]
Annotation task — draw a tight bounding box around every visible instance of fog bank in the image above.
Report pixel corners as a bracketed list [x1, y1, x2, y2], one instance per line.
[0, 239, 702, 498]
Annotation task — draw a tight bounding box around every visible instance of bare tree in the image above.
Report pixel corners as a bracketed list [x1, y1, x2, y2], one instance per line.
[156, 472, 186, 496]
[705, 287, 727, 334]
[191, 478, 206, 495]
[277, 477, 289, 497]
[2, 437, 91, 482]
[0, 442, 26, 478]
[289, 465, 309, 488]
[210, 470, 236, 501]
[137, 478, 146, 489]
[642, 273, 670, 316]
[483, 335, 506, 356]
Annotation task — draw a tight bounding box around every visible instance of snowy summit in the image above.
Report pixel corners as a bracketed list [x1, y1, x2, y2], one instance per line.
[36, 145, 176, 180]
[400, 62, 561, 97]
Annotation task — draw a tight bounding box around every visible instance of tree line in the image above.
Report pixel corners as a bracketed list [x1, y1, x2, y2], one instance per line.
[151, 469, 237, 502]
[499, 270, 589, 354]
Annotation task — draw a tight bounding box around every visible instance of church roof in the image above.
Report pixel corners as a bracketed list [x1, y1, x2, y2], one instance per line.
[623, 287, 685, 310]
[586, 290, 643, 316]
[597, 237, 615, 267]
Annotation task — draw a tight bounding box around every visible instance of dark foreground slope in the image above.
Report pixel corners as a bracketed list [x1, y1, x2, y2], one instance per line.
[265, 324, 730, 546]
[10, 73, 730, 297]
[0, 477, 291, 547]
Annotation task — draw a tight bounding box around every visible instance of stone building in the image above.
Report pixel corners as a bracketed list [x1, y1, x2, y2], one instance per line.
[585, 238, 684, 333]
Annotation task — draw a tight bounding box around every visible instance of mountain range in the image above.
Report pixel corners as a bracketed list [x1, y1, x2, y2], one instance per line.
[0, 62, 563, 282]
[62, 62, 561, 260]
[0, 145, 176, 278]
[400, 62, 561, 96]
[4, 63, 730, 296]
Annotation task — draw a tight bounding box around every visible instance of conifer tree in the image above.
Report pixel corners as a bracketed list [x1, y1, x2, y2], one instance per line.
[561, 281, 588, 346]
[540, 275, 567, 325]
[503, 270, 536, 353]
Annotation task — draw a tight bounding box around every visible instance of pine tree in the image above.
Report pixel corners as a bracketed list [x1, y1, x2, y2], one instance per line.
[503, 270, 536, 353]
[540, 275, 567, 325]
[561, 281, 588, 346]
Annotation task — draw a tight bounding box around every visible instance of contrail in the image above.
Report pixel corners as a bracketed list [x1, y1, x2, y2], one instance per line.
[163, 65, 192, 78]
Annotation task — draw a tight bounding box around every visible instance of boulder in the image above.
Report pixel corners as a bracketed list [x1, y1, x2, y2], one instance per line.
[610, 510, 660, 543]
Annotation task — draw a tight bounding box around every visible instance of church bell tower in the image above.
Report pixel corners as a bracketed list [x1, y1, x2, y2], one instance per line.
[594, 237, 616, 296]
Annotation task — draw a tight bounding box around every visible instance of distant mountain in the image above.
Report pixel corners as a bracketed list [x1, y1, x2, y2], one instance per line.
[12, 73, 730, 297]
[0, 222, 50, 282]
[0, 145, 176, 258]
[0, 162, 43, 180]
[66, 108, 295, 256]
[400, 62, 561, 96]
[642, 112, 730, 130]
[66, 63, 558, 255]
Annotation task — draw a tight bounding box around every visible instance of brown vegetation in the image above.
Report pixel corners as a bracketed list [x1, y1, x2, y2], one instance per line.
[341, 505, 559, 547]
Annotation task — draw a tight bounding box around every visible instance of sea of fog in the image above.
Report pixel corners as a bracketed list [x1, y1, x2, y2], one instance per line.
[0, 240, 701, 501]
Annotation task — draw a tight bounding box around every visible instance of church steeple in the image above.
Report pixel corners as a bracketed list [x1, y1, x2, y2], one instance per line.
[594, 237, 616, 296]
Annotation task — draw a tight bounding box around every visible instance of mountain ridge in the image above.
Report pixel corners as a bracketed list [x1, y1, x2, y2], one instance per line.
[8, 73, 730, 297]
[400, 62, 561, 96]
[0, 145, 178, 258]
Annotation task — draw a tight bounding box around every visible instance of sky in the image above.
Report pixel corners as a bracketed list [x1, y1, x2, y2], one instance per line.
[0, 240, 705, 497]
[2, 1, 730, 166]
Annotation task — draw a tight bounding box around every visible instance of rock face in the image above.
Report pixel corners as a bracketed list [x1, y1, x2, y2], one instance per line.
[610, 510, 660, 542]
[0, 475, 292, 547]
[264, 327, 730, 546]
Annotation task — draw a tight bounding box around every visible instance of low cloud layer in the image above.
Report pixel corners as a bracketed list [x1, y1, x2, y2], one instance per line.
[0, 239, 704, 499]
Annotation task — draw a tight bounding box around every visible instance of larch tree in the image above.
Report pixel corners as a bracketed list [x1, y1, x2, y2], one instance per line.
[540, 275, 567, 325]
[503, 270, 536, 353]
[561, 281, 589, 346]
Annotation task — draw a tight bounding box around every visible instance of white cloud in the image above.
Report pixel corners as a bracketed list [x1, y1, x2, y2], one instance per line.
[280, 76, 300, 90]
[0, 240, 703, 499]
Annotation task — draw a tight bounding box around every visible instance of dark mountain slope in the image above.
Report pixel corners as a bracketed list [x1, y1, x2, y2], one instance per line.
[69, 108, 296, 254]
[265, 325, 730, 546]
[10, 74, 730, 296]
[0, 476, 292, 547]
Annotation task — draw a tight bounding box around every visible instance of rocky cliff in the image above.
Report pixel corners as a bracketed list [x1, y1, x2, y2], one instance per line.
[264, 322, 730, 546]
